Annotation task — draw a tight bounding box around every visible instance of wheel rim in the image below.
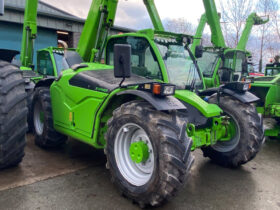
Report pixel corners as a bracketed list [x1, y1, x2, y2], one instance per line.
[114, 123, 154, 186]
[212, 112, 240, 153]
[34, 101, 44, 135]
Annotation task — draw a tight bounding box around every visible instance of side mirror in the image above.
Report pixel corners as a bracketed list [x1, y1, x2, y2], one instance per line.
[114, 44, 131, 78]
[0, 0, 4, 16]
[242, 60, 248, 74]
[195, 45, 203, 58]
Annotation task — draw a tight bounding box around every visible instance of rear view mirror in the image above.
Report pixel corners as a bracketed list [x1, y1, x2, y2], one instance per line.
[195, 45, 204, 58]
[242, 60, 248, 74]
[114, 44, 131, 78]
[0, 0, 4, 16]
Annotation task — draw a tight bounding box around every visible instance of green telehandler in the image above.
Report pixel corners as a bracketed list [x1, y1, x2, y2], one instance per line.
[0, 4, 27, 169]
[2, 0, 264, 206]
[247, 55, 280, 138]
[74, 0, 264, 169]
[192, 0, 280, 139]
[192, 0, 268, 89]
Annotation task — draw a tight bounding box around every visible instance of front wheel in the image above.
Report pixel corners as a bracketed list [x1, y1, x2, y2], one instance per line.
[31, 87, 67, 149]
[105, 100, 194, 207]
[202, 94, 264, 167]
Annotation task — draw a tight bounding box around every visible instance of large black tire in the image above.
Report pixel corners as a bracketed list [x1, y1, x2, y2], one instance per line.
[31, 87, 67, 149]
[202, 94, 264, 167]
[0, 61, 27, 169]
[105, 100, 194, 207]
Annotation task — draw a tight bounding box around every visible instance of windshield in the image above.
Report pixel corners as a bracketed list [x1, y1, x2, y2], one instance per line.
[266, 68, 280, 76]
[197, 51, 220, 77]
[156, 41, 203, 90]
[53, 53, 65, 75]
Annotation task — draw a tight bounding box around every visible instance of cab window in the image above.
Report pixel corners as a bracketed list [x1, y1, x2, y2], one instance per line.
[37, 51, 54, 76]
[106, 36, 163, 80]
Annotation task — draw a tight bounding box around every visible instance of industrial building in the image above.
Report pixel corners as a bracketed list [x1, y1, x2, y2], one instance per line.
[0, 0, 130, 63]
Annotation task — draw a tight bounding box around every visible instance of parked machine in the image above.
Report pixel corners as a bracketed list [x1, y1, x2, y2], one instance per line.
[248, 56, 280, 138]
[76, 0, 264, 170]
[0, 0, 265, 206]
[265, 56, 280, 76]
[192, 0, 268, 88]
[0, 2, 27, 169]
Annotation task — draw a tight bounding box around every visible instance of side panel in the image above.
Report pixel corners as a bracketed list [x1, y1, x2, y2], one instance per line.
[50, 73, 108, 145]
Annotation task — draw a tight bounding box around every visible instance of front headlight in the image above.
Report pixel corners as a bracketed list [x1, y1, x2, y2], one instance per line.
[242, 83, 250, 91]
[163, 85, 175, 96]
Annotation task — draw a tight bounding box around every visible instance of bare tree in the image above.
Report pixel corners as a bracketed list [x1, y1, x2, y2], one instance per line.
[256, 0, 278, 72]
[165, 18, 196, 35]
[270, 3, 280, 40]
[220, 0, 253, 47]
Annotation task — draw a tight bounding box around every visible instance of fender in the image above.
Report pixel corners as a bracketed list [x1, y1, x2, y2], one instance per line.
[117, 90, 186, 111]
[220, 88, 259, 104]
[34, 77, 55, 88]
[199, 87, 259, 104]
[0, 49, 20, 62]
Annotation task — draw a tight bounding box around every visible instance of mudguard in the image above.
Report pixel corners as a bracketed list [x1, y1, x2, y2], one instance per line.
[0, 49, 20, 62]
[117, 90, 186, 111]
[221, 88, 259, 104]
[35, 77, 55, 88]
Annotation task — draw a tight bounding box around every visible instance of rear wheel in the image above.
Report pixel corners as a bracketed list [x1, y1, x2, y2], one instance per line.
[0, 61, 27, 169]
[105, 100, 194, 207]
[202, 94, 264, 167]
[32, 87, 67, 149]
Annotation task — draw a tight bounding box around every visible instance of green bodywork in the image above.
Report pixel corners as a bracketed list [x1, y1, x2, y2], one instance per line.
[50, 63, 140, 148]
[250, 73, 280, 137]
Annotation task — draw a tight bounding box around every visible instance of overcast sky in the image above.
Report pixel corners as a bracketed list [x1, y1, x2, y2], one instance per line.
[41, 0, 216, 29]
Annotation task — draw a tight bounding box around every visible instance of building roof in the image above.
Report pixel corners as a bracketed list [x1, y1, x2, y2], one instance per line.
[1, 0, 133, 33]
[4, 0, 84, 23]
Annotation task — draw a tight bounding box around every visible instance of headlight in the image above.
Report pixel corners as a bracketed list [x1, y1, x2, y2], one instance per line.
[138, 83, 176, 97]
[163, 85, 175, 95]
[224, 82, 251, 92]
[237, 82, 251, 91]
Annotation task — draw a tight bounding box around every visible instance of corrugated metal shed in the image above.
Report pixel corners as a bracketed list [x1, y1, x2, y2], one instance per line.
[0, 0, 84, 32]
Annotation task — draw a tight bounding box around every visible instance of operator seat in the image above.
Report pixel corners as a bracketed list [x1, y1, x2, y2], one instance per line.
[62, 51, 84, 70]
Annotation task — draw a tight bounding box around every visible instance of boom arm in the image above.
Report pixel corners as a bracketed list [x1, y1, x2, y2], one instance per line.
[143, 0, 164, 31]
[191, 14, 207, 54]
[77, 0, 118, 62]
[20, 0, 39, 68]
[202, 0, 226, 48]
[77, 0, 165, 62]
[236, 13, 269, 50]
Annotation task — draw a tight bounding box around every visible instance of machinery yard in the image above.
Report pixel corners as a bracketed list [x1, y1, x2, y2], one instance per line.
[0, 134, 279, 210]
[0, 0, 280, 209]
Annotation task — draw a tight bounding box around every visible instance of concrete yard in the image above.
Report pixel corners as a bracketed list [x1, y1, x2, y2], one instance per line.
[0, 134, 279, 210]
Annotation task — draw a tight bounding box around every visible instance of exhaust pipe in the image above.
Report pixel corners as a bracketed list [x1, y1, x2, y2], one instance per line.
[0, 0, 4, 16]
